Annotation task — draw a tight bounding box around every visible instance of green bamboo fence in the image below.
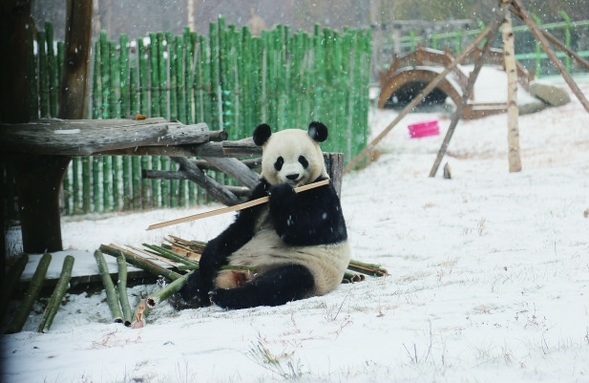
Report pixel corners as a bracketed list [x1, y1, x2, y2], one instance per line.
[27, 18, 371, 215]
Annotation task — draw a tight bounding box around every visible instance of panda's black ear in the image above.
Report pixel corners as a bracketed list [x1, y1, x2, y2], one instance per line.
[308, 121, 328, 143]
[253, 123, 272, 146]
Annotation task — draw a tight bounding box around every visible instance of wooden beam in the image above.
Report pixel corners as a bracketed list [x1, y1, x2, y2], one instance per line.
[170, 157, 241, 206]
[0, 119, 210, 156]
[428, 2, 507, 177]
[511, 0, 589, 114]
[59, 0, 93, 118]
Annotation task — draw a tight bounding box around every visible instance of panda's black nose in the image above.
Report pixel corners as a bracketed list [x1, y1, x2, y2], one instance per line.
[286, 174, 299, 181]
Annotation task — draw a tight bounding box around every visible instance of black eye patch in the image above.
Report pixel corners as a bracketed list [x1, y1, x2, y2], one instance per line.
[274, 156, 284, 171]
[298, 155, 309, 168]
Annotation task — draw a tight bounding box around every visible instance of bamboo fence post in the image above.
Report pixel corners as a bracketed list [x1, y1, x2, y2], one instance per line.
[0, 253, 29, 323]
[428, 5, 506, 178]
[116, 254, 133, 326]
[502, 10, 522, 173]
[38, 255, 75, 333]
[6, 253, 52, 334]
[93, 250, 124, 323]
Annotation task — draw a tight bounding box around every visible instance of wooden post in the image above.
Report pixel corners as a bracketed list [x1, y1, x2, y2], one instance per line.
[8, 0, 93, 253]
[1, 0, 33, 260]
[502, 10, 522, 173]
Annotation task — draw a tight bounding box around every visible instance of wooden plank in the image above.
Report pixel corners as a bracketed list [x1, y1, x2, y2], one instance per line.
[0, 119, 210, 156]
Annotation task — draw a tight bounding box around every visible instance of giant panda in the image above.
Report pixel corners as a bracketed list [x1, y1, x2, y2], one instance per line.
[172, 121, 351, 310]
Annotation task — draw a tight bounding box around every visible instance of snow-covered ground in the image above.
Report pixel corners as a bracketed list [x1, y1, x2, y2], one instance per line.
[2, 73, 589, 383]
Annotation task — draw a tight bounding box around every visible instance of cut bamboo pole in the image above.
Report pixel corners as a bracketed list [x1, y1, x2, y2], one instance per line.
[116, 254, 133, 327]
[93, 250, 123, 323]
[99, 244, 182, 281]
[38, 255, 75, 333]
[0, 253, 29, 324]
[502, 12, 522, 173]
[146, 272, 192, 308]
[147, 178, 330, 230]
[142, 243, 200, 269]
[6, 253, 52, 334]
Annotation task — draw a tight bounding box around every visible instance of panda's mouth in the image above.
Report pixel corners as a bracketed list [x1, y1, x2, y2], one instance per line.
[284, 174, 303, 187]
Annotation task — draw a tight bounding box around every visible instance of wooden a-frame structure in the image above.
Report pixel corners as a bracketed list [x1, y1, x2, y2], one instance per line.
[344, 0, 589, 176]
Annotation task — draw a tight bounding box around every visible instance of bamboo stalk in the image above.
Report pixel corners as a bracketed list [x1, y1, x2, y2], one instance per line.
[99, 244, 182, 281]
[38, 255, 75, 333]
[126, 244, 180, 268]
[0, 253, 29, 324]
[147, 178, 330, 230]
[146, 272, 192, 308]
[347, 259, 389, 277]
[6, 253, 52, 334]
[116, 254, 133, 327]
[141, 243, 200, 269]
[93, 250, 123, 323]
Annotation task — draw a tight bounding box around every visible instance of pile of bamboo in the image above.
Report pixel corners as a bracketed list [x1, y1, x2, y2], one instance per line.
[98, 236, 388, 328]
[2, 236, 386, 332]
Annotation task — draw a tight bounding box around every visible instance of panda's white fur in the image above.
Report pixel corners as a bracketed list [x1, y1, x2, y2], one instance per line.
[220, 209, 351, 296]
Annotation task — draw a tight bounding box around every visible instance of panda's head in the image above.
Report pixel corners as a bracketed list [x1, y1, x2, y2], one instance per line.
[253, 121, 329, 187]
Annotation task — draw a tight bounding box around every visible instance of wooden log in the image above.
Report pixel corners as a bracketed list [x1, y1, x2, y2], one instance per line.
[94, 250, 123, 323]
[37, 255, 75, 333]
[58, 0, 92, 119]
[428, 4, 507, 178]
[170, 157, 241, 206]
[6, 253, 52, 334]
[202, 157, 260, 189]
[0, 119, 210, 156]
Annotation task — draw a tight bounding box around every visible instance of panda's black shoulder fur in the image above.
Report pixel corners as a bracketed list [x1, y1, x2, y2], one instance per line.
[221, 176, 347, 247]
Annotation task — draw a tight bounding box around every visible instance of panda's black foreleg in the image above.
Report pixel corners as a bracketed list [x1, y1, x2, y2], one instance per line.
[210, 264, 315, 310]
[169, 270, 212, 310]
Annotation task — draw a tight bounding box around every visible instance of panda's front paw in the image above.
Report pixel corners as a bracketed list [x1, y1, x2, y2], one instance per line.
[268, 183, 296, 202]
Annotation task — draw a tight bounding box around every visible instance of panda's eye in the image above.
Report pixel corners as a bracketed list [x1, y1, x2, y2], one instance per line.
[298, 155, 309, 169]
[274, 156, 284, 171]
